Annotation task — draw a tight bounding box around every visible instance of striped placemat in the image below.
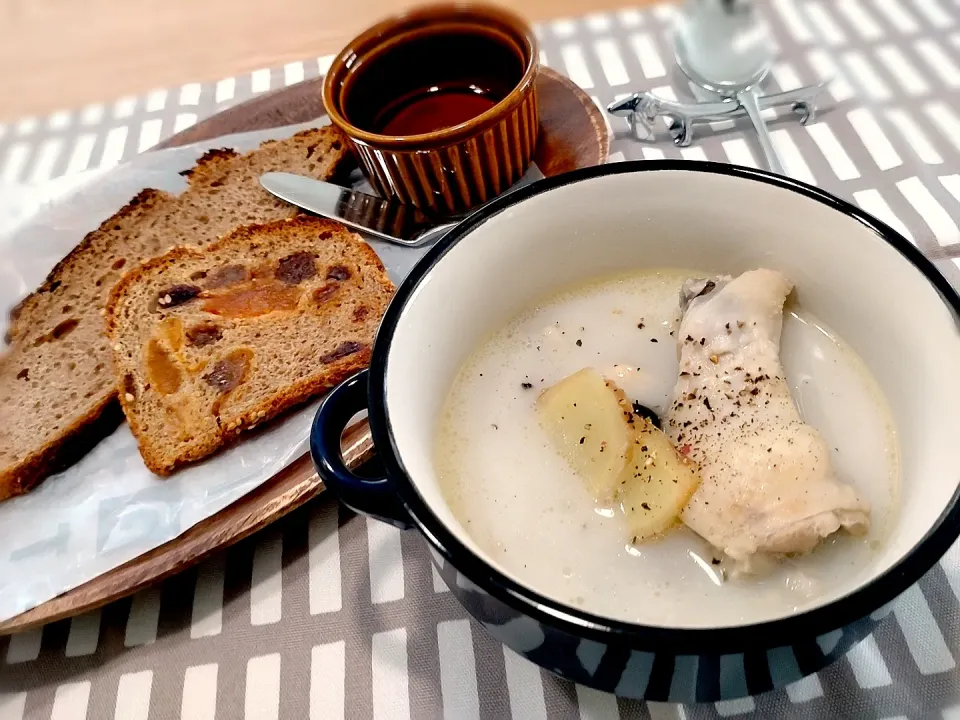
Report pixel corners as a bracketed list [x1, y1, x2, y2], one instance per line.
[3, 1, 960, 718]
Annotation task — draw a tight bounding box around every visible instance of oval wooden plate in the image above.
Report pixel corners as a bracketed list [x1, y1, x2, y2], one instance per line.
[0, 66, 608, 635]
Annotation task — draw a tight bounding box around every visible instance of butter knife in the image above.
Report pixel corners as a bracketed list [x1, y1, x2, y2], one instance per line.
[260, 164, 546, 248]
[260, 172, 449, 247]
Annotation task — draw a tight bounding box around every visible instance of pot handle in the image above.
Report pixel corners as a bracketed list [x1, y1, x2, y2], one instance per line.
[310, 369, 413, 529]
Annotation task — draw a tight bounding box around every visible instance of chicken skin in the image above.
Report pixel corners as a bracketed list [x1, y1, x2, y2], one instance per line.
[664, 269, 870, 572]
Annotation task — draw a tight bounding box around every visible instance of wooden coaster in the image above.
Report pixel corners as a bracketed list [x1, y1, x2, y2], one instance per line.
[0, 66, 608, 635]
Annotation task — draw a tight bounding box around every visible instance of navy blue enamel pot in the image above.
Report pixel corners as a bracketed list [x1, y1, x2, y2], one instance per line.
[310, 161, 960, 702]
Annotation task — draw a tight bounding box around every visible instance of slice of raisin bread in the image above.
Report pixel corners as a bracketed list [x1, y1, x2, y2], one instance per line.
[105, 217, 394, 475]
[0, 126, 351, 500]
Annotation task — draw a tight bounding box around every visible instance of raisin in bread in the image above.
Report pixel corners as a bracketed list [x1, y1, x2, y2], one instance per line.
[105, 217, 394, 475]
[0, 126, 351, 500]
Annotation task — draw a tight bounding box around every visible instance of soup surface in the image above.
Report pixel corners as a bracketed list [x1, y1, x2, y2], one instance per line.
[434, 269, 900, 627]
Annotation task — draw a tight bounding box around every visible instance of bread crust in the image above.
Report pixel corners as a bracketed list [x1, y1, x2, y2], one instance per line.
[179, 147, 241, 182]
[0, 395, 123, 501]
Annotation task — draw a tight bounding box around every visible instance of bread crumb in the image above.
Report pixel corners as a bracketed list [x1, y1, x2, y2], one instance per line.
[124, 393, 135, 402]
[113, 344, 123, 352]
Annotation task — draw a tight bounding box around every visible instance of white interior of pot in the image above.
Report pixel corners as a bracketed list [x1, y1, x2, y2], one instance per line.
[383, 168, 960, 628]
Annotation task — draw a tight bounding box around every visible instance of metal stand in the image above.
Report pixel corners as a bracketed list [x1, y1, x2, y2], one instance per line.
[607, 83, 828, 148]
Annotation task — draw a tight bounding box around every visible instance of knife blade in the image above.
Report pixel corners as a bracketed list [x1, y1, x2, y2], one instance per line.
[260, 163, 547, 248]
[260, 172, 438, 246]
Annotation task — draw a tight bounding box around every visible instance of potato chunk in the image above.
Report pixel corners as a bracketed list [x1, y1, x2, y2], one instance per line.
[537, 368, 701, 542]
[619, 417, 701, 541]
[536, 368, 631, 502]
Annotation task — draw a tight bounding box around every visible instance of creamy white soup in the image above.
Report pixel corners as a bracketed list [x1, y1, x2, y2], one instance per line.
[433, 269, 899, 627]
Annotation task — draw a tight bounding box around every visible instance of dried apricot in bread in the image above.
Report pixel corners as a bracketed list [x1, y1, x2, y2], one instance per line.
[0, 126, 352, 500]
[105, 217, 394, 475]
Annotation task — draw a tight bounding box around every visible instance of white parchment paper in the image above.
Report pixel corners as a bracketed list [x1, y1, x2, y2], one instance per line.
[0, 120, 442, 623]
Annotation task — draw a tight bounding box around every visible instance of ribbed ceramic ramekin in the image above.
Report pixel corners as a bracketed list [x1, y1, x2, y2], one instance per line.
[322, 3, 540, 215]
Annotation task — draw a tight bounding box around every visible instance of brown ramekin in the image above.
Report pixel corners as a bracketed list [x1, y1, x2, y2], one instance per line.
[322, 3, 540, 215]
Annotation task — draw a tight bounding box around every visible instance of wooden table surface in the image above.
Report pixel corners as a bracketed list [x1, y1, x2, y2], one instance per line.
[0, 0, 660, 122]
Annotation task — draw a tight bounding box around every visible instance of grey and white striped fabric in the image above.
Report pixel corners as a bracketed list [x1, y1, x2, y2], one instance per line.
[3, 1, 960, 717]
